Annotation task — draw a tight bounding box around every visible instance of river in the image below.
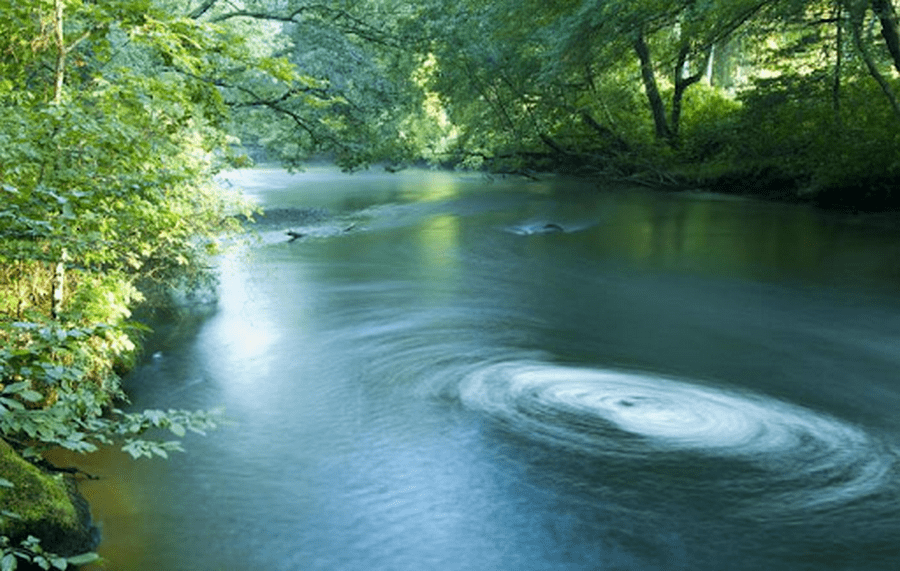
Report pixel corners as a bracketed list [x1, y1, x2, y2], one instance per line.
[75, 167, 900, 570]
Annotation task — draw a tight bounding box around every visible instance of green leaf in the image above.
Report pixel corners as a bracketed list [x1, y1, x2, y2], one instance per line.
[1, 382, 28, 395]
[0, 478, 14, 488]
[23, 536, 41, 551]
[0, 398, 24, 411]
[1, 553, 17, 571]
[169, 422, 186, 437]
[50, 557, 68, 570]
[18, 390, 44, 403]
[65, 553, 99, 566]
[143, 409, 164, 426]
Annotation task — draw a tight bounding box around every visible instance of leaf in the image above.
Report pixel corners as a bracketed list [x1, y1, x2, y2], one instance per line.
[122, 440, 151, 459]
[0, 398, 25, 411]
[18, 390, 44, 403]
[1, 554, 17, 571]
[143, 409, 164, 426]
[50, 557, 68, 570]
[0, 478, 14, 488]
[169, 422, 185, 437]
[1, 382, 28, 395]
[65, 553, 99, 566]
[1, 510, 22, 520]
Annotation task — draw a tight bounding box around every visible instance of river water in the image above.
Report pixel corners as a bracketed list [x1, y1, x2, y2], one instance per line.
[76, 167, 900, 570]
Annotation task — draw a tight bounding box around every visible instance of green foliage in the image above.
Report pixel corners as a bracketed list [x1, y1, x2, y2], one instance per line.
[7, 0, 892, 196]
[1, 533, 99, 570]
[197, 0, 428, 170]
[0, 437, 98, 568]
[0, 3, 255, 282]
[675, 83, 743, 162]
[0, 0, 249, 554]
[733, 70, 900, 200]
[0, 318, 220, 459]
[400, 0, 900, 201]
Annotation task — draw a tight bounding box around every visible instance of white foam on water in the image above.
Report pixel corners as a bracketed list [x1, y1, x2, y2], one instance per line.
[459, 362, 896, 513]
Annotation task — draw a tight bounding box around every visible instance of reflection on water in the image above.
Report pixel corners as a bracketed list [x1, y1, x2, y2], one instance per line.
[47, 447, 152, 571]
[75, 167, 900, 570]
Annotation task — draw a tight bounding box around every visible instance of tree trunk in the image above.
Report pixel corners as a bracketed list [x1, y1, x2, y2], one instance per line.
[850, 10, 900, 122]
[633, 32, 673, 142]
[50, 0, 67, 319]
[51, 252, 67, 319]
[833, 2, 843, 127]
[671, 44, 710, 141]
[53, 0, 66, 104]
[872, 0, 900, 74]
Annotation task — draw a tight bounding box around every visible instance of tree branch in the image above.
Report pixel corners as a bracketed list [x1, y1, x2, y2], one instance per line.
[209, 4, 406, 48]
[871, 0, 900, 74]
[850, 10, 900, 122]
[188, 0, 220, 20]
[633, 31, 672, 142]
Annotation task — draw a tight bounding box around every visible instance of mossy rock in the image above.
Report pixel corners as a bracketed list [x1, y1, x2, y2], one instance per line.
[0, 438, 98, 556]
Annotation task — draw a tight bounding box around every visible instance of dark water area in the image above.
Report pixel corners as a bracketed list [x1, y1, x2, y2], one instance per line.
[73, 167, 900, 570]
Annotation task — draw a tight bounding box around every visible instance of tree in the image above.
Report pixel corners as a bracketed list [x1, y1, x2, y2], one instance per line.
[0, 0, 272, 516]
[844, 0, 900, 121]
[871, 0, 900, 73]
[182, 0, 427, 170]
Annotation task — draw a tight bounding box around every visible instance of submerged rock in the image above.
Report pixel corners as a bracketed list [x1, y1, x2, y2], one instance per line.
[0, 438, 98, 557]
[507, 221, 567, 235]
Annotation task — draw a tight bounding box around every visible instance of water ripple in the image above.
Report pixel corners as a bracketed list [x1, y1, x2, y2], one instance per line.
[459, 362, 897, 515]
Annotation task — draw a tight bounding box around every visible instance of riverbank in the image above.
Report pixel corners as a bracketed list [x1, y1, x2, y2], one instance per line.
[664, 162, 900, 213]
[0, 438, 98, 566]
[439, 138, 900, 214]
[0, 204, 236, 567]
[539, 159, 900, 213]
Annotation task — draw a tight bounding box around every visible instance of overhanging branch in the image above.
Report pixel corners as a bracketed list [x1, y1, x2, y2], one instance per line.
[188, 0, 220, 19]
[208, 4, 406, 48]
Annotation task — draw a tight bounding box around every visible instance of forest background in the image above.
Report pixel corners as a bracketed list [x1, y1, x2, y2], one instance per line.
[1, 0, 899, 567]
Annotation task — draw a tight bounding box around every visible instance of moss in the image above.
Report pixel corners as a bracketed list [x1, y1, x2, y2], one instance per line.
[0, 438, 97, 556]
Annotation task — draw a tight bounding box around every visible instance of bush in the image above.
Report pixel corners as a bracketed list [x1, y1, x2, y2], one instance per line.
[731, 72, 900, 206]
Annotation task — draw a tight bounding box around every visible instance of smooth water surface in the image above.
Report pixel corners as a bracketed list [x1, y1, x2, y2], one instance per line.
[76, 167, 900, 570]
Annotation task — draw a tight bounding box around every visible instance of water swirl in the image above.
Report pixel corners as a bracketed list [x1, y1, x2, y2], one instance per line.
[459, 362, 896, 515]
